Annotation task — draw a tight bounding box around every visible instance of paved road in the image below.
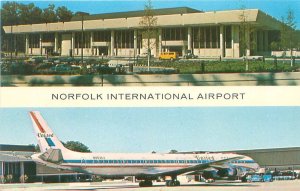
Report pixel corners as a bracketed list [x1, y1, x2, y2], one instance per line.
[1, 180, 300, 191]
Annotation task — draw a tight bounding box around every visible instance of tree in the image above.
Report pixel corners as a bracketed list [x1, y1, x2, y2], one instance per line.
[56, 6, 73, 22]
[139, 0, 158, 71]
[34, 141, 91, 153]
[169, 149, 178, 154]
[16, 3, 43, 24]
[42, 4, 57, 23]
[0, 1, 19, 25]
[63, 141, 91, 153]
[0, 2, 73, 52]
[280, 8, 297, 66]
[239, 8, 256, 71]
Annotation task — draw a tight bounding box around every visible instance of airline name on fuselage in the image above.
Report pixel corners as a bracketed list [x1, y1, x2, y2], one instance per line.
[194, 155, 215, 161]
[37, 133, 54, 138]
[93, 156, 106, 160]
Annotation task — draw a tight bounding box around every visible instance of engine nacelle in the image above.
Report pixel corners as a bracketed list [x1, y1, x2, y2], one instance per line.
[203, 168, 238, 180]
[217, 168, 237, 177]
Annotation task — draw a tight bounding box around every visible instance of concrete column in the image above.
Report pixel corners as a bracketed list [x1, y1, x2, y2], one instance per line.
[54, 33, 58, 53]
[90, 31, 94, 55]
[25, 34, 29, 55]
[39, 34, 42, 55]
[20, 162, 24, 182]
[110, 30, 115, 56]
[220, 25, 224, 57]
[232, 25, 240, 58]
[0, 162, 3, 176]
[264, 31, 269, 51]
[246, 27, 251, 56]
[182, 46, 186, 56]
[158, 29, 162, 54]
[71, 32, 75, 56]
[134, 30, 137, 57]
[187, 27, 192, 52]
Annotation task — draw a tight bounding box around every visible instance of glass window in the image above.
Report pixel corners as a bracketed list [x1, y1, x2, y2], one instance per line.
[205, 27, 211, 48]
[225, 26, 232, 48]
[200, 28, 205, 48]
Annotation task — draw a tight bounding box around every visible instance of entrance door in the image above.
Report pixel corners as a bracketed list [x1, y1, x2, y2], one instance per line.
[98, 47, 108, 56]
[46, 47, 54, 56]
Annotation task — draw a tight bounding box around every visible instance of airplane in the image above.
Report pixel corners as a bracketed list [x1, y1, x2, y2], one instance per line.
[29, 111, 260, 187]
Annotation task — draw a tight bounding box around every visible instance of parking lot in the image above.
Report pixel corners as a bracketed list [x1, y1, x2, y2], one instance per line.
[1, 180, 300, 191]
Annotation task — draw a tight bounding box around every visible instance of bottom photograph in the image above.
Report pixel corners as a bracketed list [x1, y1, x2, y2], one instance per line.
[0, 107, 299, 191]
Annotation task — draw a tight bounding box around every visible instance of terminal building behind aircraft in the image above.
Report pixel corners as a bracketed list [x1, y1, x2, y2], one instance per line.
[2, 7, 283, 58]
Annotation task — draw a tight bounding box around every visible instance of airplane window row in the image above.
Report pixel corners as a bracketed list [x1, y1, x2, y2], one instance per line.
[90, 160, 207, 164]
[67, 159, 252, 164]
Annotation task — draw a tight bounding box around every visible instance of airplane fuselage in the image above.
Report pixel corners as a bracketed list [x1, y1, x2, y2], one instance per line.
[36, 151, 258, 177]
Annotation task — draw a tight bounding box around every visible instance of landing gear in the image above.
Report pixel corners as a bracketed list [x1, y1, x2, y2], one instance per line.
[166, 176, 180, 187]
[139, 180, 153, 187]
[166, 180, 180, 186]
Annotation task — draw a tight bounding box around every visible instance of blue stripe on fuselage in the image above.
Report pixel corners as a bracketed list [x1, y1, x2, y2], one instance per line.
[63, 159, 255, 164]
[45, 138, 55, 147]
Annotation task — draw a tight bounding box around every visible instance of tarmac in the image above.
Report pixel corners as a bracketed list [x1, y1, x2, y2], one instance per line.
[1, 180, 300, 191]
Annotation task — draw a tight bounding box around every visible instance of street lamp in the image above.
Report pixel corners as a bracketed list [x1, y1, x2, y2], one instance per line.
[81, 14, 83, 66]
[76, 12, 89, 66]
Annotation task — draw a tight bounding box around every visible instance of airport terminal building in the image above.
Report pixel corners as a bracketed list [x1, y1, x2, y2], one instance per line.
[2, 7, 283, 58]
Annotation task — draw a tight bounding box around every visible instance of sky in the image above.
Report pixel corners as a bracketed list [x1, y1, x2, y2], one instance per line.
[0, 107, 299, 153]
[2, 0, 300, 29]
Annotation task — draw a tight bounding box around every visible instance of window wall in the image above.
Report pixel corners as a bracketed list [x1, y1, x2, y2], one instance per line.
[75, 32, 91, 48]
[162, 27, 187, 41]
[28, 34, 40, 48]
[93, 31, 110, 42]
[42, 33, 55, 42]
[193, 26, 220, 49]
[225, 26, 232, 48]
[115, 30, 134, 49]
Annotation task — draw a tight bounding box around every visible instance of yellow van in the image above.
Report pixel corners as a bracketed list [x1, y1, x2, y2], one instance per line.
[159, 52, 178, 60]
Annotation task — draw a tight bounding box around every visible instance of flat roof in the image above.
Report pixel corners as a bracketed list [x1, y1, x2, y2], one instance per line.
[71, 7, 202, 21]
[0, 144, 35, 152]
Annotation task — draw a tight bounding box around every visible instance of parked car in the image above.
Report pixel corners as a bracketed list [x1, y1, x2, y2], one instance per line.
[247, 174, 263, 182]
[50, 64, 72, 72]
[183, 52, 198, 59]
[262, 174, 273, 182]
[183, 50, 198, 59]
[159, 52, 178, 61]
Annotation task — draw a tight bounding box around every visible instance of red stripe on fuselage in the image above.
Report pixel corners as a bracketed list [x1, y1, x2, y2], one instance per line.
[30, 112, 46, 133]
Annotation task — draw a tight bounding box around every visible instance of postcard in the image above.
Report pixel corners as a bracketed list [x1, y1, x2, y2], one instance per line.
[0, 0, 300, 190]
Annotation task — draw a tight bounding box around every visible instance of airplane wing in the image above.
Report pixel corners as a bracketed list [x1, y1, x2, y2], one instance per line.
[150, 156, 244, 177]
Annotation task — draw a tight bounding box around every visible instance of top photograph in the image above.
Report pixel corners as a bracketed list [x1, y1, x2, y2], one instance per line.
[1, 0, 300, 86]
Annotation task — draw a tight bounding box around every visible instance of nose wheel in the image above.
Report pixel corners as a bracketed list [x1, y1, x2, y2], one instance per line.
[166, 176, 180, 186]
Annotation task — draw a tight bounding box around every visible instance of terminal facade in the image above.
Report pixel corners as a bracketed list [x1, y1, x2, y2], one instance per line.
[2, 7, 283, 58]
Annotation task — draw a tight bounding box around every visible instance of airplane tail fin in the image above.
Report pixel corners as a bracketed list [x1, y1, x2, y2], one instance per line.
[29, 111, 68, 153]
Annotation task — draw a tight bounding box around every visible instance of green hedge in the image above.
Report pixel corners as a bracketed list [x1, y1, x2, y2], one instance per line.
[139, 60, 299, 74]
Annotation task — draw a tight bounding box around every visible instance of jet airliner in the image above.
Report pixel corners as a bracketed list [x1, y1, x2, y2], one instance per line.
[29, 111, 259, 187]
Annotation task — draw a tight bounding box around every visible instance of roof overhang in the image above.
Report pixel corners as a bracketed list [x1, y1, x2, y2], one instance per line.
[2, 9, 282, 34]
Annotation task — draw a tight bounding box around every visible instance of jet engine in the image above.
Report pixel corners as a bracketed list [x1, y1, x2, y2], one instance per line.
[203, 167, 239, 180]
[217, 168, 237, 177]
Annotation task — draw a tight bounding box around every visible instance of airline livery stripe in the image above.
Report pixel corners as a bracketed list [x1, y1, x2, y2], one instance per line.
[63, 165, 190, 168]
[63, 159, 255, 164]
[30, 112, 46, 133]
[45, 137, 55, 147]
